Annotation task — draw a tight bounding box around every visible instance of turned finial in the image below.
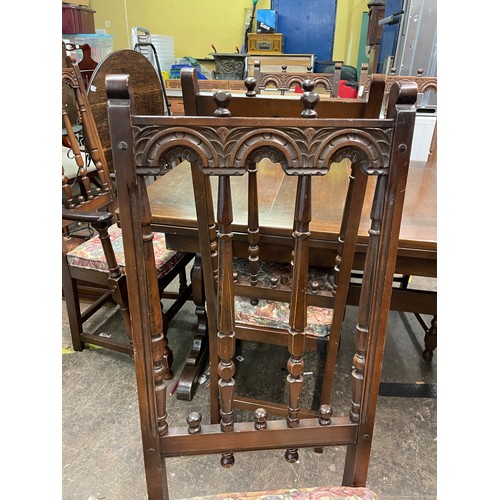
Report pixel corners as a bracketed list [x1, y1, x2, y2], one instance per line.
[254, 408, 268, 430]
[318, 404, 333, 425]
[417, 68, 424, 77]
[187, 411, 202, 434]
[300, 79, 319, 118]
[269, 276, 279, 288]
[213, 90, 232, 117]
[244, 77, 257, 97]
[281, 64, 288, 73]
[310, 280, 319, 294]
[307, 65, 313, 73]
[390, 67, 396, 75]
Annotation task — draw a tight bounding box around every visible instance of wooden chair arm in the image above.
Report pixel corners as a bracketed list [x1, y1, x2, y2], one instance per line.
[62, 208, 114, 229]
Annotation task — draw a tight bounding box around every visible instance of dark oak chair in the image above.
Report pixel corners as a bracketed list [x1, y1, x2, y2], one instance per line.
[62, 58, 194, 361]
[86, 49, 167, 173]
[375, 69, 438, 359]
[179, 67, 390, 418]
[254, 60, 369, 99]
[181, 67, 386, 120]
[106, 71, 417, 498]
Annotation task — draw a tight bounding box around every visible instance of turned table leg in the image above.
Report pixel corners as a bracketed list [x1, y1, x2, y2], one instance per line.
[423, 315, 437, 361]
[176, 253, 209, 400]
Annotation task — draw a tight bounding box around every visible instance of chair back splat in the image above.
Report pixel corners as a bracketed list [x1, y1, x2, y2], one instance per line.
[107, 73, 417, 499]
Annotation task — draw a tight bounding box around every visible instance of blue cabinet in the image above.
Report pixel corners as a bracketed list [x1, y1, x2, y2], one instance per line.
[271, 0, 337, 61]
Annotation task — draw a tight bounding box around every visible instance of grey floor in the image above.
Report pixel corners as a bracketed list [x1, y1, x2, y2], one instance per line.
[62, 277, 437, 500]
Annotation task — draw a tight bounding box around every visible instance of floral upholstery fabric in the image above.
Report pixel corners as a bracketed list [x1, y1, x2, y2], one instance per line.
[184, 486, 378, 500]
[233, 258, 334, 338]
[235, 296, 333, 338]
[66, 223, 183, 280]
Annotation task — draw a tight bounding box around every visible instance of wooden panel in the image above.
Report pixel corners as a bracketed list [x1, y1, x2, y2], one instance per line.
[247, 54, 315, 76]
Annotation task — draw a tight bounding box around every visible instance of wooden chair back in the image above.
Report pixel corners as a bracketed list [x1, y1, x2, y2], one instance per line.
[181, 67, 385, 119]
[106, 72, 417, 499]
[62, 57, 114, 221]
[87, 49, 166, 172]
[254, 61, 369, 99]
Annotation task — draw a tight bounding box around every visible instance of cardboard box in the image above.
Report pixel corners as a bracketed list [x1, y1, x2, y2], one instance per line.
[256, 9, 277, 33]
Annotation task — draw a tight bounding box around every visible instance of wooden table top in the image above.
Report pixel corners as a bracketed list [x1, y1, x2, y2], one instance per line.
[147, 158, 436, 267]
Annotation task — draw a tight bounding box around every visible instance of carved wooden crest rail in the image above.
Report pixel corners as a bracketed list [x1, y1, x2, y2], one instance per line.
[107, 74, 417, 499]
[253, 60, 370, 98]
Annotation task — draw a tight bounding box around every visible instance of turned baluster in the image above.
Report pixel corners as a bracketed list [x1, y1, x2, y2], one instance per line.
[320, 161, 368, 405]
[62, 103, 92, 201]
[247, 160, 260, 288]
[217, 175, 236, 467]
[285, 175, 312, 462]
[349, 175, 386, 423]
[62, 166, 75, 209]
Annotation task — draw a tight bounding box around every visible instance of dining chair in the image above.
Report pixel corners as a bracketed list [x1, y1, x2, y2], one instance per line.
[253, 60, 368, 98]
[181, 66, 386, 120]
[376, 69, 438, 359]
[179, 67, 390, 419]
[106, 72, 417, 499]
[62, 58, 195, 362]
[86, 49, 167, 174]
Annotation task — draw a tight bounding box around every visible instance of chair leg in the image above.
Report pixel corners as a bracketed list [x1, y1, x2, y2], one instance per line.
[423, 316, 437, 361]
[62, 258, 85, 351]
[342, 438, 372, 487]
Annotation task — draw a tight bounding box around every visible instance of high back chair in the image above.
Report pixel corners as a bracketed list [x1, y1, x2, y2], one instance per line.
[180, 67, 385, 120]
[62, 59, 194, 359]
[107, 73, 417, 499]
[253, 61, 369, 99]
[179, 67, 390, 420]
[86, 49, 167, 173]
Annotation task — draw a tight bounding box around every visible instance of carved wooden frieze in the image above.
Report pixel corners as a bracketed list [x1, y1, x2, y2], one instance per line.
[132, 121, 393, 176]
[383, 71, 437, 96]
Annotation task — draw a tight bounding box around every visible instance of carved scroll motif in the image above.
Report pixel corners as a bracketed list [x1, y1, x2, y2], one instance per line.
[132, 123, 393, 176]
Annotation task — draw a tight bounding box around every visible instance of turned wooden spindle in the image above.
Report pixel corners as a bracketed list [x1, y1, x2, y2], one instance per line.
[254, 408, 268, 430]
[300, 80, 319, 118]
[349, 176, 386, 423]
[216, 175, 236, 467]
[62, 167, 75, 208]
[187, 411, 202, 434]
[244, 76, 257, 97]
[319, 162, 368, 406]
[247, 160, 260, 286]
[213, 90, 232, 117]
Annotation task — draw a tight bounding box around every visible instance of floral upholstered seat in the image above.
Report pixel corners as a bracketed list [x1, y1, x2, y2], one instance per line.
[233, 258, 334, 338]
[184, 486, 378, 499]
[66, 223, 185, 280]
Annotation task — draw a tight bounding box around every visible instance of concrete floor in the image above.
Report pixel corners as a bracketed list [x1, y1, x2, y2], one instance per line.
[62, 277, 437, 500]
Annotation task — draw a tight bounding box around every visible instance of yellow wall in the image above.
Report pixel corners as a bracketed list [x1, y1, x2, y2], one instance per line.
[92, 0, 271, 59]
[332, 0, 366, 67]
